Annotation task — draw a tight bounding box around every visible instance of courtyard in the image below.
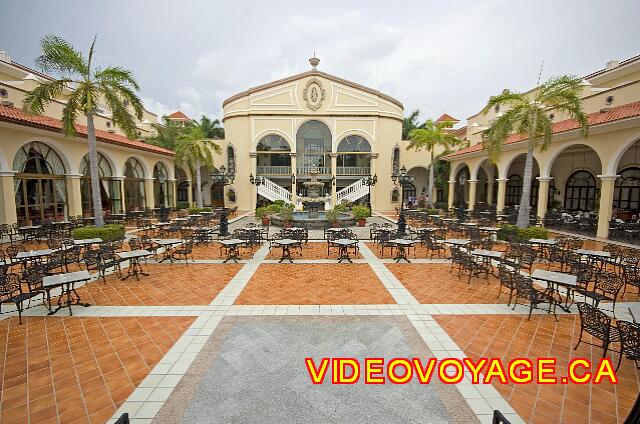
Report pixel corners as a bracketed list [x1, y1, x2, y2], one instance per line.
[0, 212, 639, 424]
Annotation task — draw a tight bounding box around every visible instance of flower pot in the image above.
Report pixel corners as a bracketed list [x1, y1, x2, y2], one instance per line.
[358, 218, 366, 227]
[262, 217, 270, 226]
[331, 221, 341, 228]
[284, 221, 293, 229]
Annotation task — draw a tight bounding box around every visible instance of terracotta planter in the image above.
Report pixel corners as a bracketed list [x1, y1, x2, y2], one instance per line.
[331, 221, 341, 228]
[262, 217, 270, 226]
[284, 221, 293, 229]
[358, 218, 366, 227]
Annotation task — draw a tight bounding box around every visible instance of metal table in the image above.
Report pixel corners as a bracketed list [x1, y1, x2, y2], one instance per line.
[74, 238, 103, 246]
[117, 250, 152, 280]
[218, 239, 245, 263]
[152, 238, 183, 263]
[532, 269, 578, 312]
[43, 270, 92, 316]
[272, 239, 299, 263]
[332, 239, 358, 263]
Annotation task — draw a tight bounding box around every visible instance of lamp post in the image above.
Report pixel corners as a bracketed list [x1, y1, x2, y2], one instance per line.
[457, 172, 467, 220]
[364, 174, 377, 211]
[211, 165, 235, 236]
[391, 166, 414, 236]
[157, 171, 169, 222]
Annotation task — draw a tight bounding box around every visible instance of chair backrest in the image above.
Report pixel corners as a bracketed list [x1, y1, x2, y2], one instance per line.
[595, 272, 625, 298]
[577, 302, 613, 337]
[128, 238, 142, 251]
[618, 320, 640, 361]
[5, 244, 26, 259]
[0, 273, 22, 299]
[492, 410, 512, 424]
[23, 265, 46, 291]
[622, 248, 640, 266]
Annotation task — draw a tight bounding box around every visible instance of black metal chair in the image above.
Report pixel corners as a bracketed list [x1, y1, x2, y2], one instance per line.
[492, 410, 512, 424]
[497, 264, 517, 305]
[616, 320, 640, 372]
[574, 271, 625, 317]
[0, 273, 41, 324]
[512, 274, 557, 320]
[172, 240, 194, 264]
[574, 302, 620, 358]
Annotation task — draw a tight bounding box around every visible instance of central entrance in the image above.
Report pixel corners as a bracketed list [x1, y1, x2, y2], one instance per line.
[296, 120, 332, 176]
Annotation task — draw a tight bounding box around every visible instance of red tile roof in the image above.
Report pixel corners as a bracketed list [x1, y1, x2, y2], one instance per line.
[435, 113, 459, 123]
[445, 101, 640, 159]
[166, 111, 190, 120]
[0, 105, 174, 156]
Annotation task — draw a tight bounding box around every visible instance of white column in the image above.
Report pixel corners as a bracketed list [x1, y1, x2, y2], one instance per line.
[290, 152, 298, 206]
[0, 171, 17, 224]
[596, 175, 618, 239]
[65, 174, 83, 218]
[496, 178, 508, 213]
[536, 177, 552, 221]
[144, 178, 155, 209]
[186, 179, 193, 207]
[330, 153, 337, 207]
[467, 180, 478, 211]
[447, 180, 455, 210]
[486, 171, 495, 205]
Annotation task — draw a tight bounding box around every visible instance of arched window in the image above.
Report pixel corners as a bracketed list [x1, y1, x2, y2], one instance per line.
[124, 158, 146, 211]
[296, 120, 331, 174]
[614, 167, 640, 211]
[506, 174, 522, 206]
[13, 142, 67, 224]
[153, 162, 172, 208]
[564, 170, 596, 211]
[227, 145, 236, 174]
[177, 182, 189, 203]
[392, 147, 400, 175]
[336, 136, 371, 175]
[391, 188, 400, 203]
[79, 153, 122, 216]
[256, 135, 291, 175]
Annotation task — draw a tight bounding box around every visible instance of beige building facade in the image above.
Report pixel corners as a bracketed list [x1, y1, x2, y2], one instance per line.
[0, 50, 176, 226]
[444, 55, 640, 240]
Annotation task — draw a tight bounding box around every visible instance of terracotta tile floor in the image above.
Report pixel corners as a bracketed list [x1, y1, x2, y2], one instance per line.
[365, 242, 447, 259]
[0, 316, 193, 424]
[435, 314, 640, 424]
[235, 264, 395, 305]
[71, 264, 241, 306]
[387, 263, 505, 304]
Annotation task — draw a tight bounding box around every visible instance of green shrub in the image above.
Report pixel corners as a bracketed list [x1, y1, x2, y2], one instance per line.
[188, 207, 212, 214]
[273, 200, 286, 207]
[427, 208, 439, 215]
[266, 203, 282, 214]
[279, 205, 294, 222]
[73, 224, 125, 242]
[176, 201, 190, 210]
[325, 209, 340, 223]
[334, 203, 348, 213]
[255, 207, 270, 219]
[351, 205, 371, 220]
[497, 224, 548, 242]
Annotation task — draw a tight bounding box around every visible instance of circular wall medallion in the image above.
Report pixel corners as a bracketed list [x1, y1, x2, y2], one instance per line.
[303, 78, 325, 111]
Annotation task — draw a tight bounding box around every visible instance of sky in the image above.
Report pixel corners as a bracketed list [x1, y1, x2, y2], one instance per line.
[2, 0, 640, 126]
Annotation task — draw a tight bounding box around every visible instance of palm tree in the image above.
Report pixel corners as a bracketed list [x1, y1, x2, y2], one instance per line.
[482, 75, 589, 228]
[23, 35, 143, 227]
[146, 117, 185, 150]
[402, 109, 423, 140]
[407, 119, 461, 208]
[175, 123, 221, 208]
[200, 115, 225, 139]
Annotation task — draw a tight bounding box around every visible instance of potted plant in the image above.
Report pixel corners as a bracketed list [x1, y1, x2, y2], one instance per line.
[351, 205, 371, 227]
[280, 204, 294, 228]
[255, 207, 270, 225]
[325, 209, 341, 227]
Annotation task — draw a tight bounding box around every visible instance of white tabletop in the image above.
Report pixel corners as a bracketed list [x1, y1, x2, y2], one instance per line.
[333, 238, 358, 246]
[480, 227, 499, 232]
[529, 238, 556, 245]
[472, 249, 503, 258]
[117, 249, 152, 259]
[16, 249, 53, 259]
[19, 225, 41, 230]
[532, 269, 578, 286]
[152, 238, 183, 246]
[74, 238, 102, 245]
[43, 270, 92, 287]
[219, 238, 245, 246]
[391, 239, 416, 246]
[575, 249, 611, 258]
[444, 239, 471, 245]
[272, 238, 300, 245]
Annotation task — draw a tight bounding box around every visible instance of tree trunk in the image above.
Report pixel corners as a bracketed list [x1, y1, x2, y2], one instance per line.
[86, 113, 104, 227]
[427, 147, 435, 208]
[195, 161, 203, 208]
[517, 145, 534, 228]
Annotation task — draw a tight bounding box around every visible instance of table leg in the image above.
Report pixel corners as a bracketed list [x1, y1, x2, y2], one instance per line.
[279, 245, 293, 263]
[337, 245, 352, 263]
[395, 246, 410, 263]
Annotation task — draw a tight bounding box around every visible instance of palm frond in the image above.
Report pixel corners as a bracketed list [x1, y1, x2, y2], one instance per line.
[22, 79, 70, 115]
[36, 35, 87, 77]
[101, 88, 138, 138]
[60, 86, 83, 136]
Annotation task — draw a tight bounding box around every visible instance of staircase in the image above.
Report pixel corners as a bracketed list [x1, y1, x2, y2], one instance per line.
[337, 178, 369, 204]
[257, 177, 292, 203]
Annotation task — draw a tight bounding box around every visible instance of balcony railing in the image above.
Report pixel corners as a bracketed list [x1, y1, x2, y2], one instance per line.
[337, 166, 370, 176]
[297, 166, 331, 175]
[256, 166, 291, 175]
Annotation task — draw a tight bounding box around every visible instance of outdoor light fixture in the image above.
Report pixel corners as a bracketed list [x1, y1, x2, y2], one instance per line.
[458, 173, 467, 186]
[291, 173, 296, 185]
[249, 173, 255, 185]
[331, 175, 335, 186]
[364, 174, 377, 211]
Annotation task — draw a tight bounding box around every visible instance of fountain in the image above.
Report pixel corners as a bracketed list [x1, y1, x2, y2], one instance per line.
[270, 169, 355, 228]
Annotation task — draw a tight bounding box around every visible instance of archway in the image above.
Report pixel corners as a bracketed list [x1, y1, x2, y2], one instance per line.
[296, 120, 331, 176]
[175, 167, 190, 205]
[124, 158, 146, 211]
[80, 152, 121, 216]
[13, 141, 67, 224]
[256, 134, 291, 176]
[548, 144, 602, 212]
[454, 165, 470, 207]
[153, 162, 171, 208]
[503, 154, 540, 208]
[407, 166, 428, 206]
[209, 166, 225, 207]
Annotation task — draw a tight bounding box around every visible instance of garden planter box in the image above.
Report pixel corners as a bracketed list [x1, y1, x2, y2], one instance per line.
[358, 218, 366, 227]
[262, 217, 270, 226]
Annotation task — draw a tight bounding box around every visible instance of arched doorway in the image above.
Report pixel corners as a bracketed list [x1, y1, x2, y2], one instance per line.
[175, 167, 189, 205]
[454, 165, 470, 207]
[124, 158, 146, 211]
[80, 152, 121, 216]
[296, 120, 331, 175]
[548, 144, 602, 212]
[13, 141, 67, 224]
[614, 167, 640, 218]
[503, 154, 541, 208]
[209, 167, 225, 207]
